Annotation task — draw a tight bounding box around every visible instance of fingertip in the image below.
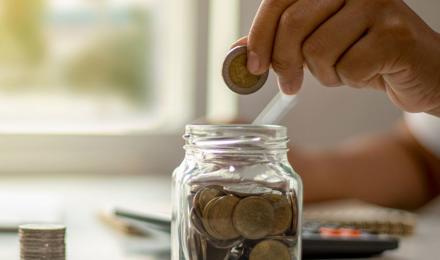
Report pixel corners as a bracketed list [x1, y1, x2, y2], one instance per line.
[247, 51, 262, 75]
[230, 36, 248, 49]
[230, 38, 270, 75]
[277, 75, 303, 95]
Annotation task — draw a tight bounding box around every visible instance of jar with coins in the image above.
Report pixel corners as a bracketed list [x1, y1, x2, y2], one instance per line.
[171, 125, 302, 260]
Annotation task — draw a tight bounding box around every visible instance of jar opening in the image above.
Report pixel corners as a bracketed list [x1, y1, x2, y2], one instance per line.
[184, 124, 289, 154]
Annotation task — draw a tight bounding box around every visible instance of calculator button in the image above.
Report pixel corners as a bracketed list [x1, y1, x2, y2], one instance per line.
[319, 227, 341, 237]
[339, 228, 362, 238]
[319, 227, 363, 238]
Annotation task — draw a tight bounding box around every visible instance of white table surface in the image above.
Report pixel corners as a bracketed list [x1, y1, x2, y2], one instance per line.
[0, 175, 438, 260]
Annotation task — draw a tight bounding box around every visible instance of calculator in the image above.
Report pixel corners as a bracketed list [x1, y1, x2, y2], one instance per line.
[301, 222, 399, 258]
[114, 208, 399, 259]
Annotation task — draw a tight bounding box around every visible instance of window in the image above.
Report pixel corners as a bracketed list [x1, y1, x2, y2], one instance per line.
[0, 0, 197, 133]
[0, 0, 240, 174]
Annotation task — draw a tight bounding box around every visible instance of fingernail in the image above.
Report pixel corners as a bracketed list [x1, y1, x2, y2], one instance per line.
[278, 78, 296, 95]
[247, 51, 260, 74]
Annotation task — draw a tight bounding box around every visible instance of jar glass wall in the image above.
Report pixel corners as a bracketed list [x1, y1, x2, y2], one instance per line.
[171, 125, 303, 260]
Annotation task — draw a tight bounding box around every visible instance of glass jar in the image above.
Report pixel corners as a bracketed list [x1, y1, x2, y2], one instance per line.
[171, 125, 303, 260]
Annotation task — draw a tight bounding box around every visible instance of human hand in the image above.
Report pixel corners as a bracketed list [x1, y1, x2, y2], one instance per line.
[236, 0, 440, 116]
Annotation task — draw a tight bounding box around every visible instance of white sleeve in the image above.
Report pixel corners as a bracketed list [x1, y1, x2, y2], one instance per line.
[405, 113, 440, 158]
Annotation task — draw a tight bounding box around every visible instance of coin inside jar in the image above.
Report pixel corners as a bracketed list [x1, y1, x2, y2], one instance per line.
[249, 240, 291, 260]
[203, 195, 240, 241]
[289, 192, 298, 234]
[232, 196, 274, 240]
[222, 46, 269, 95]
[194, 186, 223, 215]
[263, 194, 292, 235]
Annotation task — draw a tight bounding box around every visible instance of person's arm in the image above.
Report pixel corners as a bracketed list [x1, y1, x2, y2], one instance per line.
[289, 122, 440, 210]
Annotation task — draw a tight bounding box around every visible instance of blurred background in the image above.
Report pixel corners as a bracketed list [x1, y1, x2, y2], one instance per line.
[0, 0, 156, 129]
[0, 0, 438, 175]
[0, 1, 439, 259]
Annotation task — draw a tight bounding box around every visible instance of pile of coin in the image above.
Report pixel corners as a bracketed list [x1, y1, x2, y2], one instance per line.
[19, 224, 66, 260]
[222, 46, 269, 95]
[189, 182, 298, 260]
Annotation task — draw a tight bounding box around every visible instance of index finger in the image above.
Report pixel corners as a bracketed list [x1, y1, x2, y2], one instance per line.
[231, 36, 248, 49]
[247, 0, 297, 75]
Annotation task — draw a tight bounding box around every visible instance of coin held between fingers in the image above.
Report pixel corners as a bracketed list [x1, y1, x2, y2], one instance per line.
[223, 46, 269, 95]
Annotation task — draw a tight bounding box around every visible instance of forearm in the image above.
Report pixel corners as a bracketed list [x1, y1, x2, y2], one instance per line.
[289, 123, 439, 210]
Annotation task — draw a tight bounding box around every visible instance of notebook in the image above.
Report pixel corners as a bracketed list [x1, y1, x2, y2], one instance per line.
[303, 200, 416, 236]
[105, 199, 416, 236]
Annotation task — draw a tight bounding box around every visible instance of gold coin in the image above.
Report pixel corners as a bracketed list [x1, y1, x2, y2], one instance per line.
[222, 46, 269, 95]
[190, 208, 207, 236]
[194, 187, 223, 215]
[263, 194, 292, 235]
[203, 195, 240, 241]
[249, 240, 291, 260]
[202, 197, 221, 239]
[232, 196, 274, 240]
[289, 192, 298, 235]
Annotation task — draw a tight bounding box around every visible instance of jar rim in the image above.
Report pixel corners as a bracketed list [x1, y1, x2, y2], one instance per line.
[185, 124, 286, 136]
[184, 124, 288, 154]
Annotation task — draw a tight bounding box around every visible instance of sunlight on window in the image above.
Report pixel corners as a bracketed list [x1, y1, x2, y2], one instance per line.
[0, 0, 166, 132]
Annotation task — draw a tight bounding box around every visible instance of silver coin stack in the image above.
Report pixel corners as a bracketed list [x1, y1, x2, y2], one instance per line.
[19, 224, 66, 260]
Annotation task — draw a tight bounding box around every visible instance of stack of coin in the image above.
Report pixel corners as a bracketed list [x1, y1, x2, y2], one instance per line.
[189, 182, 298, 260]
[222, 46, 269, 95]
[19, 224, 66, 260]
